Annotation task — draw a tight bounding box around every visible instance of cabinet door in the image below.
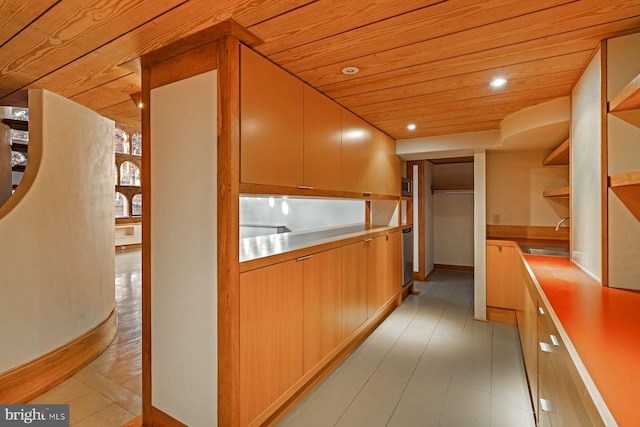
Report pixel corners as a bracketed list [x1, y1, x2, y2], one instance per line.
[341, 109, 370, 193]
[368, 127, 401, 196]
[486, 244, 517, 308]
[240, 260, 303, 426]
[516, 262, 538, 419]
[367, 234, 398, 317]
[303, 86, 342, 190]
[386, 231, 401, 301]
[303, 249, 342, 373]
[341, 241, 368, 339]
[240, 45, 303, 187]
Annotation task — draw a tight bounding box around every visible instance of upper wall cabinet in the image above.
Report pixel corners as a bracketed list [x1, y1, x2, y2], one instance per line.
[369, 127, 401, 196]
[240, 45, 303, 187]
[341, 109, 370, 194]
[240, 45, 400, 196]
[303, 86, 342, 191]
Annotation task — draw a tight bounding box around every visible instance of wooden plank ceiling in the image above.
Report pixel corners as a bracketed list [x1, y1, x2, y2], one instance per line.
[1, 0, 640, 138]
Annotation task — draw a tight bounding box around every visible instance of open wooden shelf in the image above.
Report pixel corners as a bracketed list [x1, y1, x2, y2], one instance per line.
[609, 73, 640, 127]
[609, 170, 640, 221]
[610, 74, 640, 113]
[542, 139, 570, 166]
[542, 186, 570, 198]
[431, 184, 474, 193]
[609, 170, 640, 188]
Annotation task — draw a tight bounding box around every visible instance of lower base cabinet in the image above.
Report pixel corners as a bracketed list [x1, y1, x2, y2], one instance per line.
[239, 231, 401, 426]
[239, 260, 304, 427]
[512, 251, 607, 427]
[302, 248, 342, 373]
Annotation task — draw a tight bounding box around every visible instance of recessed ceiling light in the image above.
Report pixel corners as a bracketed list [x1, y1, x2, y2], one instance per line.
[490, 77, 507, 88]
[341, 66, 360, 75]
[407, 123, 417, 131]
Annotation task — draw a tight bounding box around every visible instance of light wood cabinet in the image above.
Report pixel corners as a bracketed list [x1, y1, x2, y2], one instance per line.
[368, 127, 401, 196]
[303, 86, 342, 191]
[240, 45, 303, 187]
[341, 241, 369, 339]
[486, 243, 518, 309]
[302, 248, 342, 373]
[239, 260, 304, 427]
[515, 262, 538, 418]
[341, 109, 370, 194]
[368, 232, 401, 317]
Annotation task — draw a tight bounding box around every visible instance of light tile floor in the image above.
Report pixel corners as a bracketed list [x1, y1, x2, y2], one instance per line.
[29, 257, 535, 427]
[30, 250, 142, 426]
[277, 270, 536, 427]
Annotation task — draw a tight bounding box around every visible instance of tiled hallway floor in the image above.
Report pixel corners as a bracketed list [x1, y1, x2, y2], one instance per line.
[277, 270, 536, 427]
[30, 250, 142, 426]
[29, 257, 534, 427]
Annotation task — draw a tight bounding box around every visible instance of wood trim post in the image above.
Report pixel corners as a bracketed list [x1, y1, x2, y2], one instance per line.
[407, 161, 425, 280]
[140, 65, 153, 426]
[217, 36, 241, 427]
[600, 40, 609, 287]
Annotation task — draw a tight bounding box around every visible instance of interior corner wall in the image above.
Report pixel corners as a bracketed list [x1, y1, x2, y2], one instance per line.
[433, 163, 474, 267]
[0, 89, 115, 373]
[474, 151, 487, 320]
[423, 160, 434, 276]
[150, 70, 218, 426]
[606, 32, 640, 290]
[571, 48, 602, 283]
[486, 150, 569, 226]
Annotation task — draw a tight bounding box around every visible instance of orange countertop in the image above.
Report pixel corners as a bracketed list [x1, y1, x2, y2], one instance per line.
[524, 255, 640, 426]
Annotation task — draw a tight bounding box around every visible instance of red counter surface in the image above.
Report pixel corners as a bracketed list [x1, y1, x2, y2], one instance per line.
[525, 255, 640, 426]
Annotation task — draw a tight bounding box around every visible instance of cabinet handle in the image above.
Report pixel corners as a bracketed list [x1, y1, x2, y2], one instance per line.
[363, 191, 372, 196]
[540, 398, 553, 413]
[297, 185, 314, 190]
[296, 255, 312, 261]
[538, 307, 545, 315]
[550, 335, 560, 347]
[364, 238, 373, 242]
[539, 342, 553, 353]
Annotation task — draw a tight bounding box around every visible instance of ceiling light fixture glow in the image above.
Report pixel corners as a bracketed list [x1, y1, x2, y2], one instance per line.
[341, 66, 360, 75]
[490, 77, 507, 88]
[407, 123, 417, 131]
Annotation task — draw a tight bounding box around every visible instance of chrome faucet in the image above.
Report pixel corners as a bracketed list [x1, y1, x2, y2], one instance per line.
[555, 216, 570, 231]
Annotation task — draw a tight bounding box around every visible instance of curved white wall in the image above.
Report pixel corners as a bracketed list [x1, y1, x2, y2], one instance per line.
[0, 89, 115, 373]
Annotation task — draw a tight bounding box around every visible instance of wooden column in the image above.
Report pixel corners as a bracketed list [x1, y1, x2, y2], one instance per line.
[407, 160, 425, 280]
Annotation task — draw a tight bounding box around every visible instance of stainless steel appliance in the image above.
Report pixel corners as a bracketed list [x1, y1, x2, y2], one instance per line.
[402, 227, 413, 287]
[401, 178, 412, 197]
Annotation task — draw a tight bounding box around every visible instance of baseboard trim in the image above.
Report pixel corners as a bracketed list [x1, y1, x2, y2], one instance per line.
[0, 307, 117, 403]
[150, 407, 187, 427]
[487, 306, 517, 325]
[434, 264, 474, 273]
[116, 243, 142, 252]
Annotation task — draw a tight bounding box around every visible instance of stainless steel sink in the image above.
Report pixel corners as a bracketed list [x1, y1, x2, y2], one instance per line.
[520, 243, 569, 257]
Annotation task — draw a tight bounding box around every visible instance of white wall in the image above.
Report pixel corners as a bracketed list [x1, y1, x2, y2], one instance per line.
[240, 196, 364, 237]
[150, 71, 218, 425]
[607, 32, 640, 290]
[474, 151, 487, 321]
[0, 107, 11, 206]
[433, 163, 474, 267]
[115, 223, 142, 247]
[0, 89, 115, 373]
[571, 49, 602, 283]
[486, 150, 569, 226]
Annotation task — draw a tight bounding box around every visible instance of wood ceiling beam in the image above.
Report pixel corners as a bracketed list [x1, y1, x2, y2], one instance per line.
[0, 0, 189, 99]
[311, 17, 640, 94]
[270, 0, 640, 73]
[0, 0, 59, 46]
[338, 52, 589, 110]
